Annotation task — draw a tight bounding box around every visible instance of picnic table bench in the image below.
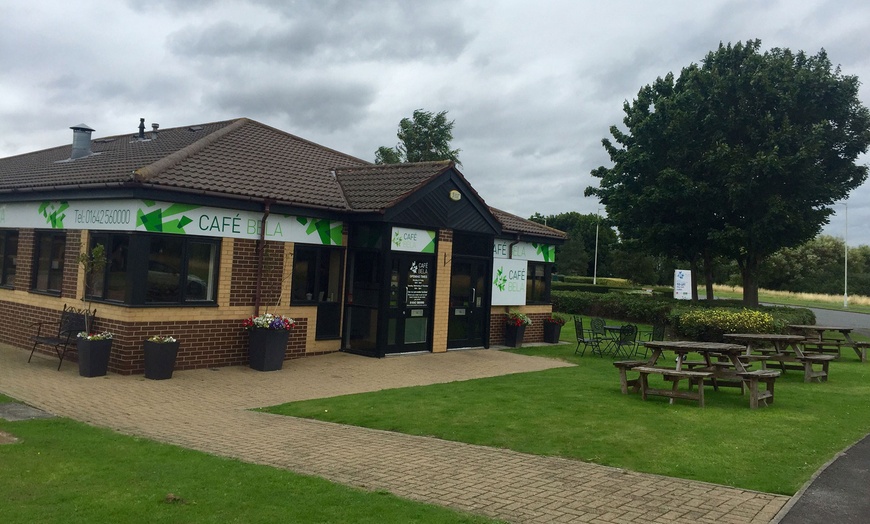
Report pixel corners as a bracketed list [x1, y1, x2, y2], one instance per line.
[737, 370, 780, 409]
[634, 366, 713, 407]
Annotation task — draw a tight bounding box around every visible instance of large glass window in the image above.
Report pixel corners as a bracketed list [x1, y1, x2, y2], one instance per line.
[0, 230, 18, 287]
[526, 262, 552, 304]
[292, 245, 343, 339]
[292, 246, 342, 304]
[87, 232, 218, 305]
[33, 231, 66, 294]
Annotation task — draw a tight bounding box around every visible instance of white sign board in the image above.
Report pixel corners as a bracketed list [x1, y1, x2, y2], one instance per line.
[493, 239, 555, 262]
[673, 270, 692, 300]
[491, 258, 528, 306]
[390, 227, 436, 253]
[0, 199, 343, 245]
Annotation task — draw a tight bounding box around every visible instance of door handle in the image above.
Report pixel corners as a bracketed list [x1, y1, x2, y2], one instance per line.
[471, 287, 476, 305]
[405, 286, 409, 305]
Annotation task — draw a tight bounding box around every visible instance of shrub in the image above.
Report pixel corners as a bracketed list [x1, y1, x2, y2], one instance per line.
[673, 308, 776, 342]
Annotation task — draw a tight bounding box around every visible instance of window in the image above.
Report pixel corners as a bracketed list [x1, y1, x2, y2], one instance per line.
[87, 232, 218, 305]
[292, 245, 343, 339]
[292, 246, 343, 304]
[526, 262, 552, 304]
[0, 230, 18, 287]
[33, 231, 66, 294]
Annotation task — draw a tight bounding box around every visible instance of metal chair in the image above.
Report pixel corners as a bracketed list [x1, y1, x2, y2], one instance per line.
[610, 324, 638, 359]
[636, 323, 665, 358]
[589, 317, 609, 357]
[573, 317, 597, 356]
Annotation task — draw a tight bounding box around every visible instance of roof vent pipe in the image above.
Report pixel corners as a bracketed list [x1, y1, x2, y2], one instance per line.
[70, 123, 95, 159]
[138, 118, 146, 140]
[151, 123, 159, 140]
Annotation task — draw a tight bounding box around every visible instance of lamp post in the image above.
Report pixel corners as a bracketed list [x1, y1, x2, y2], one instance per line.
[593, 207, 600, 285]
[842, 202, 848, 308]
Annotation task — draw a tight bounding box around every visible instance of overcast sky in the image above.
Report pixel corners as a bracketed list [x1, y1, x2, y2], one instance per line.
[2, 0, 868, 245]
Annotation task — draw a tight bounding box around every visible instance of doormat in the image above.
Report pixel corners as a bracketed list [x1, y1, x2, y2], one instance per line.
[0, 403, 56, 422]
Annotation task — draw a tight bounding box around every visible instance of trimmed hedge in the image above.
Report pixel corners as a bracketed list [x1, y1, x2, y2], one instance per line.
[552, 290, 815, 341]
[551, 282, 612, 294]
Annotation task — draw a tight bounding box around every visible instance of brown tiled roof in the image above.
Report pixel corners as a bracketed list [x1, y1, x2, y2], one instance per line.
[0, 118, 370, 210]
[490, 207, 567, 240]
[334, 161, 453, 211]
[0, 118, 563, 243]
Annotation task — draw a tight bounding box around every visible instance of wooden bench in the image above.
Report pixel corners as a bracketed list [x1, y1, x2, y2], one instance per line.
[737, 370, 780, 409]
[613, 360, 647, 394]
[634, 366, 713, 407]
[683, 360, 744, 392]
[798, 354, 837, 382]
[801, 339, 842, 358]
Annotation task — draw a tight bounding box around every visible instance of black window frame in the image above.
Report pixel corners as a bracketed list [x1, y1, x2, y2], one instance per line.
[32, 230, 67, 295]
[526, 262, 553, 305]
[0, 229, 19, 288]
[290, 245, 345, 306]
[86, 231, 220, 306]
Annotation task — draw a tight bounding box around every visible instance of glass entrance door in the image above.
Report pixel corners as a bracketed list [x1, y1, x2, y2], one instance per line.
[447, 258, 489, 348]
[385, 255, 434, 354]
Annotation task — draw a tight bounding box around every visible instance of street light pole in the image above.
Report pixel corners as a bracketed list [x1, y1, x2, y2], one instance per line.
[844, 202, 849, 308]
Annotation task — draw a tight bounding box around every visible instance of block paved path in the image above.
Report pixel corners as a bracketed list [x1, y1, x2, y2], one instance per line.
[0, 344, 788, 523]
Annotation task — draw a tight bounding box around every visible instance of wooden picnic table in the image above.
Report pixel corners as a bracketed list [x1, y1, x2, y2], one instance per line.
[614, 340, 779, 407]
[722, 333, 807, 356]
[788, 324, 867, 362]
[723, 333, 835, 382]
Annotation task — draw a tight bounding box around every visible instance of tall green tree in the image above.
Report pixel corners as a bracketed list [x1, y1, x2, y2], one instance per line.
[588, 40, 870, 306]
[375, 109, 461, 165]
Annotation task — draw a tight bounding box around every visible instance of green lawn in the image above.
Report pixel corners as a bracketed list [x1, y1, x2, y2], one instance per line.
[0, 393, 498, 524]
[263, 334, 870, 496]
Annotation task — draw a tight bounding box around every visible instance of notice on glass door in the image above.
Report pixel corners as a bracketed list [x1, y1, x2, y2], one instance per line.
[407, 261, 430, 307]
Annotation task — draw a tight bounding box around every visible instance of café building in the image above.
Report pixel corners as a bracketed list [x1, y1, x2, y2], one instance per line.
[0, 118, 565, 374]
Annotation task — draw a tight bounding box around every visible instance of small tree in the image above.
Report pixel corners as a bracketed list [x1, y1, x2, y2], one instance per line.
[375, 109, 462, 165]
[77, 243, 106, 333]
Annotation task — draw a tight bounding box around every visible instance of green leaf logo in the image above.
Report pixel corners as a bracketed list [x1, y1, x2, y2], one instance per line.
[493, 266, 507, 292]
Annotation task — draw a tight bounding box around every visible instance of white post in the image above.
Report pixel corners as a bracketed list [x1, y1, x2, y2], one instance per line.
[844, 202, 849, 308]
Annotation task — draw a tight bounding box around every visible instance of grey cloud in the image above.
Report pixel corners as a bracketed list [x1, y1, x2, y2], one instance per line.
[207, 80, 375, 133]
[168, 0, 472, 65]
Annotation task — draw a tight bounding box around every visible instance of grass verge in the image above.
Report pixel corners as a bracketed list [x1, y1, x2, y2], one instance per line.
[0, 396, 498, 524]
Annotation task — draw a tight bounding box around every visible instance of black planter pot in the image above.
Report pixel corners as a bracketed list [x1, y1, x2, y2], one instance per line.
[543, 323, 562, 343]
[143, 340, 180, 380]
[77, 338, 113, 377]
[504, 324, 526, 348]
[248, 329, 290, 371]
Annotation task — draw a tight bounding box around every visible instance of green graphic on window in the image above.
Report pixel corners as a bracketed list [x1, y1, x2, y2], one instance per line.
[39, 201, 69, 229]
[296, 217, 342, 245]
[533, 243, 555, 263]
[137, 202, 199, 233]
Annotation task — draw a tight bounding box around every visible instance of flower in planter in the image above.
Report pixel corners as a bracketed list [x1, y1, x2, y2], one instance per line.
[544, 315, 566, 326]
[243, 313, 296, 331]
[77, 331, 114, 341]
[504, 312, 532, 327]
[147, 335, 177, 343]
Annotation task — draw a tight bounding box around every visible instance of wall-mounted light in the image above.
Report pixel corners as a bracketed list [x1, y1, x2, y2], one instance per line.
[449, 189, 462, 202]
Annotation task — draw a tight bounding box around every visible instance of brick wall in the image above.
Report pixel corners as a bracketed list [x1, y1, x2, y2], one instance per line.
[488, 306, 553, 346]
[15, 304, 312, 375]
[230, 239, 286, 308]
[61, 230, 82, 299]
